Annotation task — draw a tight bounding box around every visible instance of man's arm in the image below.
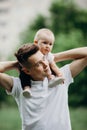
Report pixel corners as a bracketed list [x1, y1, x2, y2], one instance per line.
[0, 61, 18, 92]
[70, 56, 87, 78]
[54, 47, 87, 62]
[0, 73, 13, 92]
[0, 61, 18, 72]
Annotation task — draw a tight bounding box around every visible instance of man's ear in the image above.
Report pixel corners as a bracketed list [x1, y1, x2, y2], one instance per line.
[34, 40, 38, 44]
[22, 67, 30, 75]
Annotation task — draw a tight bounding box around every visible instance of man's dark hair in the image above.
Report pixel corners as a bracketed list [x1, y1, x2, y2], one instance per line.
[15, 43, 39, 89]
[15, 43, 39, 68]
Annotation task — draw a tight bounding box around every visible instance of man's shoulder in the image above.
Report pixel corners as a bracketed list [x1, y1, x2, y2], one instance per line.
[12, 76, 20, 81]
[12, 76, 21, 88]
[60, 64, 72, 78]
[60, 64, 70, 71]
[6, 76, 22, 97]
[60, 64, 73, 84]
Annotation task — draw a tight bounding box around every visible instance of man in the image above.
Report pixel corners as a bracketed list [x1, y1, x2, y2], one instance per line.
[0, 44, 87, 130]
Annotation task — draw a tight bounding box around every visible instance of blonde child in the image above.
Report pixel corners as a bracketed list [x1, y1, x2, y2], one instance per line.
[34, 28, 64, 85]
[21, 28, 64, 97]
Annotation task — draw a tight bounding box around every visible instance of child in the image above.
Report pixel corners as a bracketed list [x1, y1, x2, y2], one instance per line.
[20, 28, 64, 98]
[34, 28, 64, 86]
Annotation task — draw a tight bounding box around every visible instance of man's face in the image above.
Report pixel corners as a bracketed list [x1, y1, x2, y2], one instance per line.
[27, 50, 51, 81]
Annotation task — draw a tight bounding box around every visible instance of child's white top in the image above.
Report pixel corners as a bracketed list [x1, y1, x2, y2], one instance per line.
[44, 52, 54, 63]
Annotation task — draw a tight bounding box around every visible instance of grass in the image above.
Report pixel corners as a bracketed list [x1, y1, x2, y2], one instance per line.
[0, 107, 87, 130]
[0, 107, 21, 130]
[70, 107, 87, 130]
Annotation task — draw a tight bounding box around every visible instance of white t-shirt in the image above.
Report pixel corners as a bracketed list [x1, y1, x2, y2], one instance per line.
[7, 64, 74, 130]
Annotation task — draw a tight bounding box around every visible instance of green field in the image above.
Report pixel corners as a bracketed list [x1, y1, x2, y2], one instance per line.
[0, 107, 87, 130]
[0, 107, 21, 130]
[70, 107, 87, 130]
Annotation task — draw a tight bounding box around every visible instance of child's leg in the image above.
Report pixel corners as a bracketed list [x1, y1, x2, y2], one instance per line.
[19, 70, 31, 89]
[48, 70, 64, 87]
[23, 86, 32, 98]
[48, 77, 65, 88]
[19, 70, 32, 98]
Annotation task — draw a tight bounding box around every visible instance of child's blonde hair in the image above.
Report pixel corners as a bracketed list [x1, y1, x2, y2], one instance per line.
[34, 28, 55, 43]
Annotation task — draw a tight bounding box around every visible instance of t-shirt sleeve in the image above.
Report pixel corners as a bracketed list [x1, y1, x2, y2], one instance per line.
[6, 77, 22, 98]
[60, 64, 74, 88]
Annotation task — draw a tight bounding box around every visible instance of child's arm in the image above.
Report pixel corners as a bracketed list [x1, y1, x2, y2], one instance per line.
[54, 47, 87, 63]
[0, 61, 19, 73]
[50, 61, 62, 77]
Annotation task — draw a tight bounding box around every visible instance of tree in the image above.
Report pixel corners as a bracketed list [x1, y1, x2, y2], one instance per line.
[7, 1, 87, 107]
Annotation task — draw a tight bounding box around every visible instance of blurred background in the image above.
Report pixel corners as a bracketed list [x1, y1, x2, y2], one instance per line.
[0, 0, 87, 130]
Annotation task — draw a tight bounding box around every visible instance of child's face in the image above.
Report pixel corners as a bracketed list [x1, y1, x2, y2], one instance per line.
[37, 34, 54, 55]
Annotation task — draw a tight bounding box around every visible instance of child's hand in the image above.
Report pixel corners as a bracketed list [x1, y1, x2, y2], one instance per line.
[48, 74, 55, 80]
